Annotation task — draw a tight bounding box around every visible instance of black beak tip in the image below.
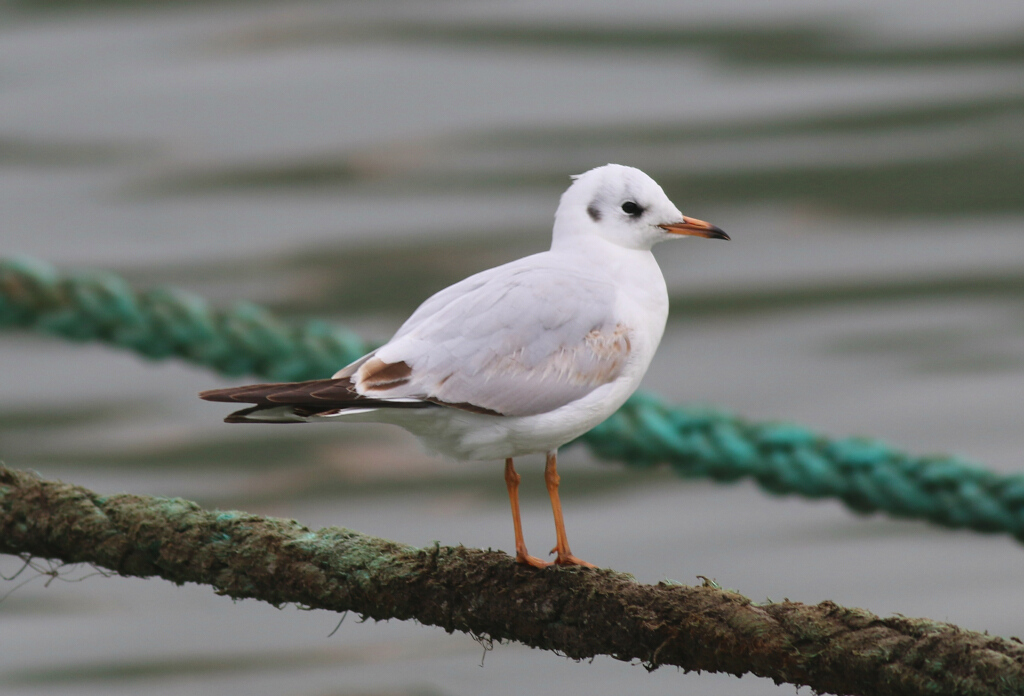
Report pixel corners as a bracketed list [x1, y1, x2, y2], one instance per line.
[711, 227, 730, 241]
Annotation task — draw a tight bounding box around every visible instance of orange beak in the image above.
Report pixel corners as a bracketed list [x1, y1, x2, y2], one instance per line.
[659, 216, 729, 240]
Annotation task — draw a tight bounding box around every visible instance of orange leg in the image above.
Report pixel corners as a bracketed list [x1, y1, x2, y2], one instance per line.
[505, 458, 551, 568]
[545, 450, 596, 568]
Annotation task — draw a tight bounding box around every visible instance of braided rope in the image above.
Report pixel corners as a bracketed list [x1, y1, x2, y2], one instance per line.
[4, 256, 1024, 541]
[0, 256, 369, 381]
[581, 393, 1024, 539]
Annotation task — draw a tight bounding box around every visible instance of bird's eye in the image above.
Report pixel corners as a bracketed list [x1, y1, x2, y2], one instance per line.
[621, 201, 642, 216]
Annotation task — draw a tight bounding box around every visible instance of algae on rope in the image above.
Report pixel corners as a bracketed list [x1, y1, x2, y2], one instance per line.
[2, 465, 1023, 696]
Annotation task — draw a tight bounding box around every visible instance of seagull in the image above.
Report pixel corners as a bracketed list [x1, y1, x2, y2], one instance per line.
[200, 164, 728, 568]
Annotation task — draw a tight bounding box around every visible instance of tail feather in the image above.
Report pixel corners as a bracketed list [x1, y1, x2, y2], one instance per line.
[200, 377, 435, 424]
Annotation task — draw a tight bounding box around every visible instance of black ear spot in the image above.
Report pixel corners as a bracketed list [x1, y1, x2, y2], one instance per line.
[587, 203, 602, 222]
[621, 201, 643, 217]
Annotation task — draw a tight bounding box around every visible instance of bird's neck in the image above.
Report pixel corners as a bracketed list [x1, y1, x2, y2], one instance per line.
[550, 235, 664, 292]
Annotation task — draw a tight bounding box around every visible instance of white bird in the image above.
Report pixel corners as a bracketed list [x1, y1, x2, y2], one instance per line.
[201, 164, 728, 568]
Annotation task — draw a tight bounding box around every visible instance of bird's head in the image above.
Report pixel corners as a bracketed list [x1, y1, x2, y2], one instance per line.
[552, 163, 728, 251]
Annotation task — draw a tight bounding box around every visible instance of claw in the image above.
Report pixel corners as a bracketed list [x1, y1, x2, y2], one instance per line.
[553, 553, 596, 568]
[516, 552, 553, 569]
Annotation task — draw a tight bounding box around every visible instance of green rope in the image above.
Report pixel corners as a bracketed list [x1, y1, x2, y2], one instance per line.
[0, 256, 369, 381]
[3, 256, 1023, 542]
[584, 393, 1024, 538]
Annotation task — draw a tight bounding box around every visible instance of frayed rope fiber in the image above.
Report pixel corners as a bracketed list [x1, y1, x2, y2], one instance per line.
[3, 255, 1023, 542]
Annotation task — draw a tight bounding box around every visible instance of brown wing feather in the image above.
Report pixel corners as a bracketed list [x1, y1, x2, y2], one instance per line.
[200, 376, 439, 423]
[358, 358, 414, 391]
[197, 380, 354, 407]
[201, 378, 371, 406]
[201, 363, 504, 422]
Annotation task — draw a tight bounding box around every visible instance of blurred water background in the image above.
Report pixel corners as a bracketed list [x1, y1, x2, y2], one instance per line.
[2, 1, 1024, 694]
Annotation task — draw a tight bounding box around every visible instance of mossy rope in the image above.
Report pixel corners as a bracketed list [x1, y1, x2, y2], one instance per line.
[3, 256, 1023, 541]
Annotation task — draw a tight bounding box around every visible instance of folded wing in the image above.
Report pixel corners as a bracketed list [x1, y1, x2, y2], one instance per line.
[202, 260, 633, 421]
[349, 262, 633, 417]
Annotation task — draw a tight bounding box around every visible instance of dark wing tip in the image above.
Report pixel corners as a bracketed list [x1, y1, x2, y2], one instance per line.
[200, 388, 237, 402]
[200, 380, 349, 404]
